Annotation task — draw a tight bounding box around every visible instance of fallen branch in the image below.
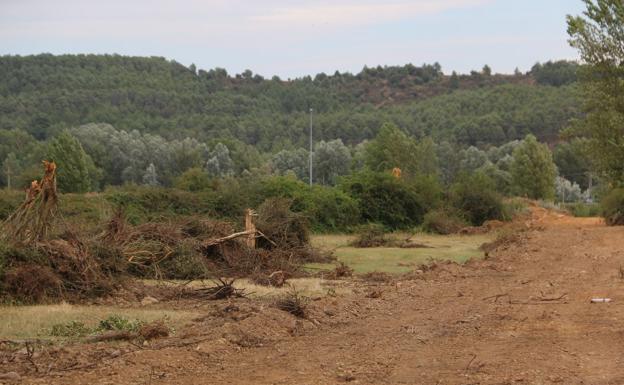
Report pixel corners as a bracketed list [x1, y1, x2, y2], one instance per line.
[203, 230, 255, 247]
[85, 331, 136, 343]
[192, 278, 247, 300]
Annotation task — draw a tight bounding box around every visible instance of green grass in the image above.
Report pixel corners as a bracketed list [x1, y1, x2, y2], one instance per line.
[309, 233, 493, 274]
[0, 303, 200, 340]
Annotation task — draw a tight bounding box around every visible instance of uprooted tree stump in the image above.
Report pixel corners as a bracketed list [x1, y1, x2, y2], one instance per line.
[1, 161, 58, 244]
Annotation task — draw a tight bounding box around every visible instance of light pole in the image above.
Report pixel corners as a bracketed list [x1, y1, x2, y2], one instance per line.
[309, 107, 313, 185]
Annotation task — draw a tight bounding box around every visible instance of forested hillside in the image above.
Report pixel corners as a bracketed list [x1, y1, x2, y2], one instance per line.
[0, 54, 591, 208]
[0, 54, 579, 148]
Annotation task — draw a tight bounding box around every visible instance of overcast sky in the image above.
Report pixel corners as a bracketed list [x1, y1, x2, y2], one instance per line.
[0, 0, 585, 78]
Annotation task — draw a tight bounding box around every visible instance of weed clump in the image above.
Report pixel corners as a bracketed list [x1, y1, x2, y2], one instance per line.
[350, 223, 387, 248]
[275, 287, 309, 318]
[422, 209, 468, 235]
[602, 188, 624, 226]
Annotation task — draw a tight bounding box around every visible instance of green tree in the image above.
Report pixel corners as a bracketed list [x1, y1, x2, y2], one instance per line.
[2, 153, 19, 189]
[553, 139, 591, 189]
[47, 130, 94, 193]
[510, 135, 557, 199]
[449, 71, 460, 90]
[567, 0, 624, 184]
[205, 143, 234, 178]
[364, 123, 419, 176]
[313, 139, 351, 185]
[142, 163, 159, 186]
[174, 167, 211, 191]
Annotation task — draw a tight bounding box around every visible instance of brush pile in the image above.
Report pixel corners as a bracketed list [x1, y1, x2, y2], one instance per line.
[0, 164, 328, 303]
[0, 162, 119, 302]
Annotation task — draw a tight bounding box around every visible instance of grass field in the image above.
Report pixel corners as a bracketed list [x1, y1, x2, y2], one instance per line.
[0, 278, 352, 340]
[309, 233, 493, 274]
[0, 303, 200, 340]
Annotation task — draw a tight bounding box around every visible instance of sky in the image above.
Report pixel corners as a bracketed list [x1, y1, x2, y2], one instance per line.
[0, 0, 586, 78]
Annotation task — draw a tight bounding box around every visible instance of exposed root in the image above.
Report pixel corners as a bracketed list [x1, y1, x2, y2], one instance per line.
[192, 278, 247, 300]
[274, 287, 309, 318]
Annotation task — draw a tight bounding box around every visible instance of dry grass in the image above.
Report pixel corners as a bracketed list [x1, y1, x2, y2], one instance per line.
[310, 233, 494, 274]
[0, 303, 200, 340]
[144, 277, 352, 298]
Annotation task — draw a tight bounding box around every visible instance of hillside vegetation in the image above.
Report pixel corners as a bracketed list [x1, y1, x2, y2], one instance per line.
[0, 55, 593, 232]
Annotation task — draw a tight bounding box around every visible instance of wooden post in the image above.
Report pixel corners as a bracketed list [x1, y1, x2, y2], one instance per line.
[245, 209, 257, 249]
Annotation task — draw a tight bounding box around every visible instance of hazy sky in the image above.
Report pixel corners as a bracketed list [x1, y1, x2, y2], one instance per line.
[0, 0, 586, 78]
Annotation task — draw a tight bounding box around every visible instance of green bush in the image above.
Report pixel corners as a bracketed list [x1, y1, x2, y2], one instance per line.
[103, 186, 218, 224]
[253, 175, 360, 232]
[566, 202, 601, 218]
[601, 188, 624, 225]
[50, 321, 91, 338]
[450, 173, 504, 226]
[340, 171, 426, 230]
[501, 198, 529, 221]
[97, 314, 144, 333]
[174, 167, 212, 192]
[422, 208, 468, 234]
[0, 189, 23, 220]
[350, 223, 387, 247]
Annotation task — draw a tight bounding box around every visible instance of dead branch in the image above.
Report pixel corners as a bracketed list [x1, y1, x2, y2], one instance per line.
[203, 230, 256, 247]
[85, 331, 136, 343]
[192, 278, 247, 300]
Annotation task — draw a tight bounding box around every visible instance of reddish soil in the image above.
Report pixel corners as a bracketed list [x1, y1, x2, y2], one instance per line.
[2, 208, 624, 384]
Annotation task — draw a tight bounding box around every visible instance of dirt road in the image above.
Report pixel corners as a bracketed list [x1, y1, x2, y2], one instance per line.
[8, 209, 624, 384]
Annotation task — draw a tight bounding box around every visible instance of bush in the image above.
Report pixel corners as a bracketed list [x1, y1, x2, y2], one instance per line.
[422, 209, 468, 234]
[566, 202, 601, 218]
[340, 171, 426, 230]
[252, 175, 360, 232]
[0, 189, 22, 220]
[97, 314, 144, 333]
[350, 223, 387, 247]
[450, 173, 504, 226]
[501, 197, 529, 221]
[174, 167, 212, 192]
[50, 321, 92, 338]
[104, 186, 218, 224]
[602, 188, 624, 225]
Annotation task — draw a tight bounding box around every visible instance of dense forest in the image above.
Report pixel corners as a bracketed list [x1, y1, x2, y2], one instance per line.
[0, 55, 594, 227]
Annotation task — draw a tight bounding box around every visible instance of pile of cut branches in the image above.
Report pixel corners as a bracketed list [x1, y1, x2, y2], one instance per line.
[0, 161, 58, 244]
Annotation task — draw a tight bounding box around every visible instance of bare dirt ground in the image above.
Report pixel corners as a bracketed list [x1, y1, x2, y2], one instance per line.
[2, 207, 624, 384]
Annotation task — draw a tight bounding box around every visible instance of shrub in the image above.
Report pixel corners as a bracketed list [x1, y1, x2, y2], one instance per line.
[567, 202, 601, 218]
[97, 314, 144, 333]
[0, 189, 22, 220]
[450, 173, 504, 226]
[50, 321, 91, 338]
[252, 175, 360, 232]
[422, 209, 468, 234]
[174, 167, 212, 192]
[103, 186, 217, 224]
[501, 197, 529, 221]
[602, 188, 624, 225]
[340, 171, 426, 229]
[350, 223, 387, 247]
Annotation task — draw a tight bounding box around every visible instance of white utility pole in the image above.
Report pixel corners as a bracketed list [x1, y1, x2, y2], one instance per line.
[309, 107, 313, 185]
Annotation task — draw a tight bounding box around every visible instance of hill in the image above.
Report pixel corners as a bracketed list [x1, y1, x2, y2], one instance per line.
[0, 54, 580, 150]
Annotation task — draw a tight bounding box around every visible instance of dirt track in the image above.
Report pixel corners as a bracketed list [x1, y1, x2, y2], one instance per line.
[6, 208, 624, 384]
